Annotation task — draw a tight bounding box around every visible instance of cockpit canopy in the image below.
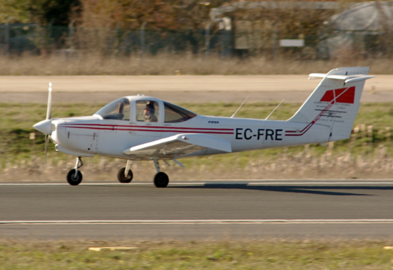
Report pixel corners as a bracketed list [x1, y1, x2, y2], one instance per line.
[94, 97, 197, 123]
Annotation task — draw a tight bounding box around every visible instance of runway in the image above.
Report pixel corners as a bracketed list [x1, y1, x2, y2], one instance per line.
[2, 181, 393, 240]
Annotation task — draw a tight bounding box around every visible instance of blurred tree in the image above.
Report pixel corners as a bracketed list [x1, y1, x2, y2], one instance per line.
[0, 0, 81, 25]
[0, 0, 31, 22]
[81, 0, 228, 30]
[28, 0, 82, 25]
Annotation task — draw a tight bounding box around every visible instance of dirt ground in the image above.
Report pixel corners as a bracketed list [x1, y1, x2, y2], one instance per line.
[0, 75, 391, 103]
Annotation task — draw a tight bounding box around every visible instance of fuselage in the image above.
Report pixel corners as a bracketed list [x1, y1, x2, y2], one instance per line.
[48, 96, 331, 160]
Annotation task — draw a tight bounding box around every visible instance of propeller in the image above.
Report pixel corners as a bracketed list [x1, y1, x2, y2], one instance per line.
[44, 82, 52, 164]
[33, 82, 54, 166]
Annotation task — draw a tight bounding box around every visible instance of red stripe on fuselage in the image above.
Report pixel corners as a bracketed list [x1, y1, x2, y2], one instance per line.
[59, 124, 234, 135]
[62, 123, 233, 131]
[285, 99, 335, 137]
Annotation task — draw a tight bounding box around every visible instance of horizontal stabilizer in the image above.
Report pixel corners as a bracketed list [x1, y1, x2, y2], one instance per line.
[309, 73, 374, 84]
[123, 133, 232, 159]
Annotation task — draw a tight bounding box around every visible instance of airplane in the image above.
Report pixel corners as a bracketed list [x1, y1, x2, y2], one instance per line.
[33, 67, 374, 188]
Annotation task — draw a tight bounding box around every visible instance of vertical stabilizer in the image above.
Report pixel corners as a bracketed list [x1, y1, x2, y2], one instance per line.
[289, 67, 374, 141]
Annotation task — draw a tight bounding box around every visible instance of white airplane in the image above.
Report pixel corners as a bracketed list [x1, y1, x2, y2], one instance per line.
[33, 67, 374, 187]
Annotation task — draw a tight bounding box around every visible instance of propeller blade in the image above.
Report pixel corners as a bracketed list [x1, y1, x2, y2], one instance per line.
[45, 135, 49, 166]
[44, 134, 49, 165]
[46, 82, 52, 120]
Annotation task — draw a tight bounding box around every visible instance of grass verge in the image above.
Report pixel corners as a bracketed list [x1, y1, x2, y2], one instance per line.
[0, 240, 391, 269]
[2, 54, 393, 75]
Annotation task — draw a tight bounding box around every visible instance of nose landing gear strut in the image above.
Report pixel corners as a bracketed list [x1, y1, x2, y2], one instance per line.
[66, 156, 83, 186]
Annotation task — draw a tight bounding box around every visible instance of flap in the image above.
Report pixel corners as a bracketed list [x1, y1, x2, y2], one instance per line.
[123, 133, 232, 159]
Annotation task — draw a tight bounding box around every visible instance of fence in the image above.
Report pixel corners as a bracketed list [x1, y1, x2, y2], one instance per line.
[1, 23, 393, 59]
[0, 24, 223, 57]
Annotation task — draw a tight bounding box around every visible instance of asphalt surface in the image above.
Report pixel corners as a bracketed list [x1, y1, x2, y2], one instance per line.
[2, 181, 393, 240]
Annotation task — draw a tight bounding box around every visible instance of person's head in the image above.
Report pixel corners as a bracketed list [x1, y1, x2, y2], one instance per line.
[144, 102, 155, 116]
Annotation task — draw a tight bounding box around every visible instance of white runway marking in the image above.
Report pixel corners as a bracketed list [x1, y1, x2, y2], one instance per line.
[2, 219, 393, 225]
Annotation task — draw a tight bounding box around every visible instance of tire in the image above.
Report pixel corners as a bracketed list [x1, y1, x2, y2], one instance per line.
[154, 172, 169, 188]
[117, 167, 133, 183]
[67, 169, 83, 186]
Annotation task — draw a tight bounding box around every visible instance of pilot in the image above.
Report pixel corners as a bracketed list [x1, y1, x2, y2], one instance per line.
[144, 102, 158, 122]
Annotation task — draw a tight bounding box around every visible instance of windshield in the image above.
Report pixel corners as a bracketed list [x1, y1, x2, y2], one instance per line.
[94, 98, 130, 120]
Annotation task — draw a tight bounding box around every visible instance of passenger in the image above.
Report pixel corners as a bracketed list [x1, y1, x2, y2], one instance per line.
[144, 102, 158, 122]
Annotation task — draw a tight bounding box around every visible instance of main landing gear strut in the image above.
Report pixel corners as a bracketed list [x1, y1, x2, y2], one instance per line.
[117, 160, 133, 183]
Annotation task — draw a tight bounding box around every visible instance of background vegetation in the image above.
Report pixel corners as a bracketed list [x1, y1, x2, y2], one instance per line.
[0, 1, 387, 75]
[0, 240, 391, 269]
[0, 0, 367, 58]
[2, 54, 393, 75]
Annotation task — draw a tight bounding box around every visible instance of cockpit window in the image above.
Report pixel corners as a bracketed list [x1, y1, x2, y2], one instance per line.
[136, 100, 159, 122]
[164, 102, 196, 123]
[94, 98, 130, 120]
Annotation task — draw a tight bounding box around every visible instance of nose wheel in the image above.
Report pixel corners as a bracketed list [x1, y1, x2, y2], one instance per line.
[66, 157, 83, 186]
[67, 169, 83, 185]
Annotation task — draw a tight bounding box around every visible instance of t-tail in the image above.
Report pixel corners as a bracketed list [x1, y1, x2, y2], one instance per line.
[288, 67, 374, 142]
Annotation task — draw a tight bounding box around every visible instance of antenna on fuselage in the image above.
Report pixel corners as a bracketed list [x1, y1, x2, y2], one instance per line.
[231, 96, 249, 118]
[265, 99, 284, 120]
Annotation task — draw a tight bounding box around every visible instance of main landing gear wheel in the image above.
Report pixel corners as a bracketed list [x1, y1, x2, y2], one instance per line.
[154, 172, 169, 188]
[67, 169, 83, 186]
[117, 167, 133, 183]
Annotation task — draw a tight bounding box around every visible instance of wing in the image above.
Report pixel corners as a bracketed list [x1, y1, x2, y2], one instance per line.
[123, 133, 232, 159]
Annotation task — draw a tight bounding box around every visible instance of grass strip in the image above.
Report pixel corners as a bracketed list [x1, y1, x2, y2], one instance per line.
[2, 55, 393, 75]
[0, 240, 391, 269]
